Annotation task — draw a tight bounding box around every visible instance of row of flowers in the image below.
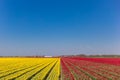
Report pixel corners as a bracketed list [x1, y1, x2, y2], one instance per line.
[61, 57, 120, 80]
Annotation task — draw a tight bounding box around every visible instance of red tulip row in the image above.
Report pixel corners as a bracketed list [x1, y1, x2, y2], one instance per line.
[61, 58, 74, 80]
[62, 59, 93, 80]
[70, 57, 120, 66]
[61, 57, 120, 80]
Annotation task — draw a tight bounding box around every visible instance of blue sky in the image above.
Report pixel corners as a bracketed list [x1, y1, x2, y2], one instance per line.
[0, 0, 120, 56]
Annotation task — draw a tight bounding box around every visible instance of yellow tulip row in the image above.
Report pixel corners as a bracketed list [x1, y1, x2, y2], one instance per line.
[0, 58, 60, 80]
[45, 59, 60, 80]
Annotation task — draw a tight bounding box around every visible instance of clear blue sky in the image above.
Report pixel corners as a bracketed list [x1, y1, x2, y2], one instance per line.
[0, 0, 120, 56]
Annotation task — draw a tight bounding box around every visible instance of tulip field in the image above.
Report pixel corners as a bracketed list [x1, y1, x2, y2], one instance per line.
[0, 58, 60, 80]
[0, 57, 120, 80]
[61, 57, 120, 80]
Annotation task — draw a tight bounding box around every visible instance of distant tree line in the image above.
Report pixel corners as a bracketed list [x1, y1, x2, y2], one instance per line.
[0, 54, 120, 58]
